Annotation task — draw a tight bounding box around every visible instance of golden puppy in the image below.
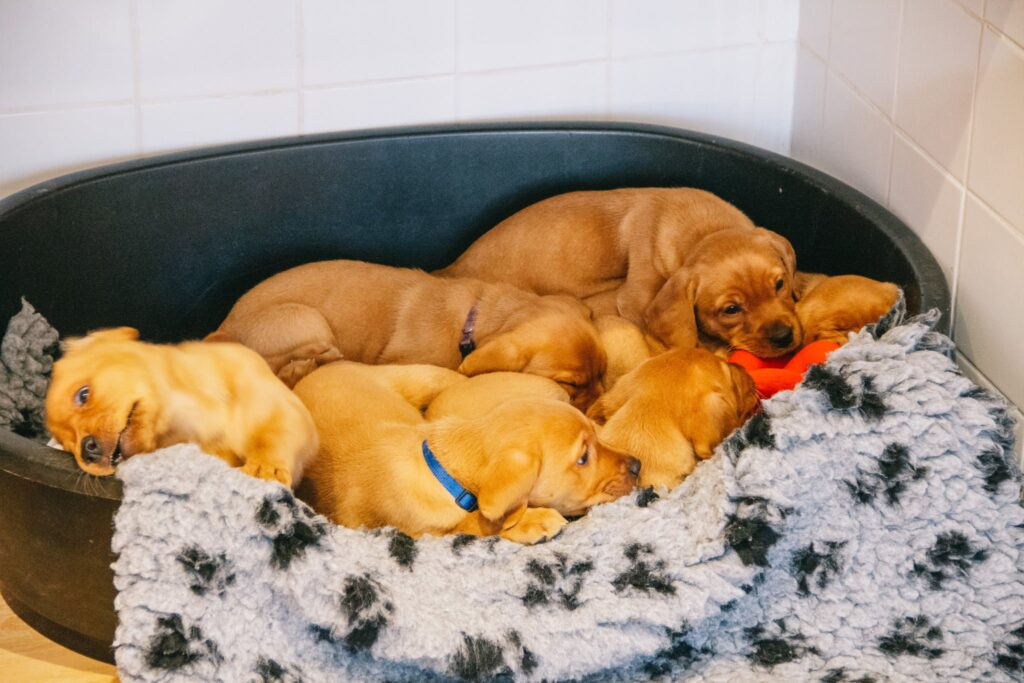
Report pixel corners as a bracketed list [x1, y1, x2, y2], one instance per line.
[595, 315, 667, 390]
[644, 228, 802, 356]
[211, 259, 606, 409]
[587, 349, 758, 490]
[797, 274, 900, 344]
[425, 371, 569, 421]
[438, 188, 802, 356]
[45, 327, 317, 486]
[294, 362, 639, 544]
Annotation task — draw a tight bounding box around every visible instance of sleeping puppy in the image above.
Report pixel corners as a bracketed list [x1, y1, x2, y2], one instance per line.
[797, 274, 900, 344]
[45, 327, 317, 487]
[294, 362, 639, 544]
[438, 187, 802, 356]
[210, 259, 606, 409]
[587, 348, 758, 490]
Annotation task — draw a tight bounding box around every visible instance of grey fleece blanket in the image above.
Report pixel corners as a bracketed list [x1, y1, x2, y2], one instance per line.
[104, 308, 1023, 681]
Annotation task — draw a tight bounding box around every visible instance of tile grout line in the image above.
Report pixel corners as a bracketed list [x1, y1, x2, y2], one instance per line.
[129, 0, 144, 155]
[815, 0, 835, 158]
[948, 21, 990, 334]
[452, 0, 461, 121]
[295, 0, 304, 134]
[604, 0, 613, 118]
[884, 0, 906, 207]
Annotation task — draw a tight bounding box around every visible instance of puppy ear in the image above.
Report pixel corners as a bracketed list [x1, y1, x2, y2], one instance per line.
[476, 450, 539, 524]
[757, 228, 797, 276]
[792, 271, 827, 301]
[63, 326, 140, 352]
[458, 334, 525, 376]
[643, 269, 699, 348]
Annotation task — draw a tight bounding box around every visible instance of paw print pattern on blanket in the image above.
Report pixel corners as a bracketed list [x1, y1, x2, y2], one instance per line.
[309, 573, 395, 654]
[612, 543, 676, 596]
[909, 530, 989, 590]
[521, 553, 594, 610]
[109, 304, 1024, 682]
[175, 545, 235, 597]
[256, 490, 328, 570]
[876, 615, 945, 660]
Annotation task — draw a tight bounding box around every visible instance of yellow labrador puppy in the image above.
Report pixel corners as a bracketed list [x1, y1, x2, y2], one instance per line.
[294, 362, 639, 544]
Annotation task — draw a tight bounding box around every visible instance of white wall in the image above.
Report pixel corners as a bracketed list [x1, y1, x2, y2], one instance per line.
[1, 0, 1020, 454]
[791, 0, 1024, 457]
[0, 0, 798, 198]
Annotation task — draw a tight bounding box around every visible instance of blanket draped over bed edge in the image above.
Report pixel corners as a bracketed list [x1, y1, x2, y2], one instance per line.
[95, 305, 1023, 681]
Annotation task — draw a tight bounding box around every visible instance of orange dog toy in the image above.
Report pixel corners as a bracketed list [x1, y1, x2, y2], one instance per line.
[729, 340, 841, 399]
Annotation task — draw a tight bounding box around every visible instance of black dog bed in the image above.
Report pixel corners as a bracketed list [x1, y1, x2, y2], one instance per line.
[0, 122, 949, 663]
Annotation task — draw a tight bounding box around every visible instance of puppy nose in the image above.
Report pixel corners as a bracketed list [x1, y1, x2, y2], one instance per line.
[767, 323, 794, 349]
[627, 457, 641, 477]
[80, 435, 102, 463]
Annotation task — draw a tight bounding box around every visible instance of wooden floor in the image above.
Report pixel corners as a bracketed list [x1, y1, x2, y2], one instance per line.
[0, 595, 117, 682]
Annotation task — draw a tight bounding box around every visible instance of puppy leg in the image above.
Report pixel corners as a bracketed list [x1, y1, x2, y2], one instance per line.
[615, 268, 665, 327]
[220, 303, 342, 387]
[499, 507, 568, 545]
[239, 412, 308, 487]
[453, 506, 568, 544]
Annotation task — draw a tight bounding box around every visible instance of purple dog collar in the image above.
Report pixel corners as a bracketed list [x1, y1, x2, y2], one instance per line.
[459, 304, 478, 359]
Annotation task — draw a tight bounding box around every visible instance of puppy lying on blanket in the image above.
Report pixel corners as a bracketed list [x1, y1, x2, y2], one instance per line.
[293, 362, 639, 544]
[438, 187, 803, 356]
[588, 348, 758, 489]
[211, 259, 606, 409]
[45, 327, 317, 487]
[797, 274, 901, 344]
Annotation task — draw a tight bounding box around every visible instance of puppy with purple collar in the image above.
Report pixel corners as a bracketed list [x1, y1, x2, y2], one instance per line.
[209, 259, 606, 410]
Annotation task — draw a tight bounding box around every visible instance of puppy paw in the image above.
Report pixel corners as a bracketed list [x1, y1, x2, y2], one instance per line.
[500, 508, 568, 545]
[310, 343, 343, 365]
[278, 358, 319, 388]
[241, 461, 292, 487]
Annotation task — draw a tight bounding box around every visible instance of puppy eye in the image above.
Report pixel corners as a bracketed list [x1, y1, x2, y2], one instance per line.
[576, 448, 589, 466]
[775, 278, 785, 292]
[723, 304, 742, 315]
[73, 385, 90, 406]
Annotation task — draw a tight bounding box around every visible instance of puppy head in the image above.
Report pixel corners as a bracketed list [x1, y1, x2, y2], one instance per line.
[45, 327, 161, 476]
[589, 348, 758, 459]
[680, 354, 759, 458]
[797, 275, 900, 344]
[645, 227, 802, 357]
[475, 399, 639, 522]
[459, 296, 607, 410]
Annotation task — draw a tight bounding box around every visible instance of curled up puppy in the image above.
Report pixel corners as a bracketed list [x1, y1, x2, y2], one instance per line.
[45, 327, 318, 487]
[796, 274, 900, 344]
[210, 259, 607, 409]
[439, 187, 804, 357]
[587, 348, 758, 490]
[294, 362, 640, 544]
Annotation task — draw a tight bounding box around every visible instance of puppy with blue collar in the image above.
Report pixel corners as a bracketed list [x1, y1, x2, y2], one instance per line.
[293, 362, 639, 544]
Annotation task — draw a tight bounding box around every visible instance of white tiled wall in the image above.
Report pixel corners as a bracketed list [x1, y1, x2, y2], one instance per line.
[792, 0, 1024, 460]
[0, 0, 798, 199]
[1, 0, 1021, 456]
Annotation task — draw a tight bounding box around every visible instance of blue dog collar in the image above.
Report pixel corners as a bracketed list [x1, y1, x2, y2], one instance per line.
[421, 440, 478, 512]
